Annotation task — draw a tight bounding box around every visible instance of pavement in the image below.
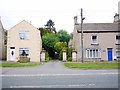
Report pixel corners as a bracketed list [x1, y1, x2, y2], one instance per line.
[1, 60, 120, 88]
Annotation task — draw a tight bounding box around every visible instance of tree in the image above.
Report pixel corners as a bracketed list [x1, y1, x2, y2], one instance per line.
[38, 27, 53, 37]
[45, 19, 56, 33]
[42, 33, 59, 58]
[54, 42, 67, 53]
[54, 42, 67, 60]
[57, 30, 71, 44]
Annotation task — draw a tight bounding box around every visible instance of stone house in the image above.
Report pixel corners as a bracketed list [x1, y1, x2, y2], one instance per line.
[72, 16, 120, 62]
[7, 20, 42, 62]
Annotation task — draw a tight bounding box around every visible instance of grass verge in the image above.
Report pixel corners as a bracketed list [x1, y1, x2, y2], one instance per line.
[64, 62, 120, 69]
[0, 62, 41, 67]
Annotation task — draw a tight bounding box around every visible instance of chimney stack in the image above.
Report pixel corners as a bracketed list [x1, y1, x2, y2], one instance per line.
[114, 13, 119, 23]
[74, 16, 78, 25]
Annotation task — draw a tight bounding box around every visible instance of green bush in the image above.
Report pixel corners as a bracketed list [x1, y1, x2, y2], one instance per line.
[67, 57, 72, 62]
[67, 47, 72, 58]
[45, 52, 49, 58]
[18, 56, 30, 63]
[45, 57, 50, 62]
[45, 52, 50, 62]
[59, 51, 62, 60]
[58, 47, 72, 61]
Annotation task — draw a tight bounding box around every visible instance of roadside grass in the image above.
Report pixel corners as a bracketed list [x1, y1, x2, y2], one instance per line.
[0, 62, 41, 67]
[64, 62, 120, 69]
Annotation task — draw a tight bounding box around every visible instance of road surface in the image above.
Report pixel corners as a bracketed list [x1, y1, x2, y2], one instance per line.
[1, 60, 119, 88]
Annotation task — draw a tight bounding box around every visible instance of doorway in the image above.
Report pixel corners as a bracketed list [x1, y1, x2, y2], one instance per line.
[107, 48, 113, 61]
[10, 47, 15, 61]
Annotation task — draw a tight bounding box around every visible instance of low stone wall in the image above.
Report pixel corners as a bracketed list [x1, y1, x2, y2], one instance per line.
[83, 58, 101, 62]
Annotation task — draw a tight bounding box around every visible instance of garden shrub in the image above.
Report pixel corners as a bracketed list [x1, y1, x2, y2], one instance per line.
[45, 52, 51, 62]
[67, 47, 72, 58]
[67, 57, 72, 62]
[59, 51, 63, 60]
[45, 57, 50, 62]
[67, 47, 72, 61]
[18, 56, 30, 63]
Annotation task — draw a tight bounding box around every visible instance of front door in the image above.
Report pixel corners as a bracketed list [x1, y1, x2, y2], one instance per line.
[10, 47, 15, 61]
[107, 48, 113, 61]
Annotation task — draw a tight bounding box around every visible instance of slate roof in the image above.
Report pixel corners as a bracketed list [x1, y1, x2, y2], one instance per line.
[75, 23, 119, 33]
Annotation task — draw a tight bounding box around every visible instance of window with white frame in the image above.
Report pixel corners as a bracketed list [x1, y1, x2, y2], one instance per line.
[91, 35, 98, 44]
[116, 48, 120, 58]
[86, 49, 100, 58]
[19, 31, 29, 40]
[19, 48, 29, 56]
[116, 35, 120, 44]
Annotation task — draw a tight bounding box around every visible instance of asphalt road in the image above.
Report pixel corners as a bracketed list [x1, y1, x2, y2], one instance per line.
[1, 60, 119, 88]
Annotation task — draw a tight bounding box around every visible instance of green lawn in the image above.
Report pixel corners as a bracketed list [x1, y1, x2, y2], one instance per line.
[0, 62, 41, 67]
[64, 62, 120, 69]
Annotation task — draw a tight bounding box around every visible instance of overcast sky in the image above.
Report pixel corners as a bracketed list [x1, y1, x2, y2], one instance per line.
[0, 0, 119, 33]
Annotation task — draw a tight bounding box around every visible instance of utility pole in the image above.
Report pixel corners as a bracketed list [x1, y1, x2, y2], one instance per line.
[81, 8, 85, 63]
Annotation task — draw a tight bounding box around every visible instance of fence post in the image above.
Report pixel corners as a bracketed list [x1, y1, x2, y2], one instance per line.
[72, 50, 77, 62]
[41, 50, 45, 62]
[62, 50, 67, 62]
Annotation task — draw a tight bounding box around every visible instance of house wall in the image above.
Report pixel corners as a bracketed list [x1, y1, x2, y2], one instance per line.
[0, 29, 3, 59]
[7, 20, 42, 62]
[77, 32, 118, 61]
[73, 29, 81, 61]
[74, 31, 118, 61]
[0, 21, 5, 60]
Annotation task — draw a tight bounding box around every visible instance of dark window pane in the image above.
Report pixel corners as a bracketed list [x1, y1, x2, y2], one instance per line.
[92, 36, 97, 39]
[116, 35, 120, 39]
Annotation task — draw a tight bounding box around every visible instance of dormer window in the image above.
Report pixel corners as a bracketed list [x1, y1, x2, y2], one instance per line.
[91, 35, 98, 45]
